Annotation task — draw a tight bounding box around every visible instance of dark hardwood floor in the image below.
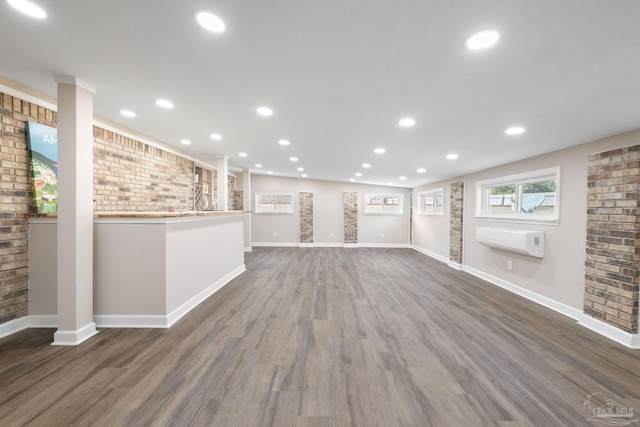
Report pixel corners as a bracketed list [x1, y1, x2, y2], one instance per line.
[1, 247, 639, 426]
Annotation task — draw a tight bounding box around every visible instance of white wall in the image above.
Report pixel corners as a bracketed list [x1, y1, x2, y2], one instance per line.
[251, 175, 411, 246]
[412, 185, 451, 261]
[413, 128, 640, 311]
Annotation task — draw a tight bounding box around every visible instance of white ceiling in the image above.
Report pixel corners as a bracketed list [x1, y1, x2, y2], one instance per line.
[1, 0, 640, 188]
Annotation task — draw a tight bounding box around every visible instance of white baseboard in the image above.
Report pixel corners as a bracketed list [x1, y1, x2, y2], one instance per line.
[448, 261, 463, 270]
[313, 243, 345, 248]
[94, 315, 169, 328]
[30, 315, 57, 328]
[251, 242, 299, 247]
[166, 264, 246, 327]
[0, 316, 30, 340]
[299, 243, 314, 248]
[462, 265, 582, 320]
[244, 247, 253, 252]
[411, 245, 450, 265]
[578, 315, 640, 349]
[52, 322, 99, 346]
[358, 243, 411, 248]
[344, 243, 358, 248]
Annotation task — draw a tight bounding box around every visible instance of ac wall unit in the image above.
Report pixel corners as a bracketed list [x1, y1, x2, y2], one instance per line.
[476, 227, 544, 258]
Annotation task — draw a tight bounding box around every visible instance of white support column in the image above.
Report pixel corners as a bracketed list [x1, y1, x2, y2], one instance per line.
[53, 76, 98, 346]
[217, 155, 229, 211]
[242, 168, 251, 251]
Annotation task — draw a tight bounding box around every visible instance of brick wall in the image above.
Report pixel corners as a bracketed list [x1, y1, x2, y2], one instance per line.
[0, 93, 54, 324]
[232, 190, 243, 211]
[585, 146, 640, 333]
[344, 191, 358, 244]
[300, 192, 313, 244]
[449, 182, 464, 264]
[94, 128, 194, 211]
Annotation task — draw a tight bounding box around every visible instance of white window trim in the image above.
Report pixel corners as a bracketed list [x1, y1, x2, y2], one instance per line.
[363, 193, 404, 215]
[417, 188, 445, 216]
[475, 166, 560, 225]
[254, 192, 295, 214]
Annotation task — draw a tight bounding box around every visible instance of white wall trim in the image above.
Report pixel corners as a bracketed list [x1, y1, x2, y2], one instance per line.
[358, 243, 411, 248]
[411, 245, 450, 264]
[244, 247, 253, 252]
[313, 243, 345, 248]
[0, 81, 57, 111]
[251, 242, 300, 247]
[578, 315, 640, 349]
[299, 243, 314, 248]
[462, 265, 582, 320]
[94, 315, 169, 328]
[52, 322, 99, 346]
[448, 261, 463, 270]
[166, 264, 246, 328]
[344, 243, 359, 248]
[0, 317, 30, 339]
[30, 315, 57, 328]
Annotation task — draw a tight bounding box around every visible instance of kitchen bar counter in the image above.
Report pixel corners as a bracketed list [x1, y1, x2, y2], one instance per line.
[29, 212, 247, 328]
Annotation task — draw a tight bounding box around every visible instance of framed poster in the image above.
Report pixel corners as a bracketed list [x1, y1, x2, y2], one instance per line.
[26, 122, 58, 213]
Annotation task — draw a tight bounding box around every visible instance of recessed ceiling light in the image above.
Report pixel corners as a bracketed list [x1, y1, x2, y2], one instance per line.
[289, 157, 298, 162]
[398, 117, 415, 127]
[399, 176, 407, 181]
[8, 0, 46, 19]
[350, 178, 356, 182]
[180, 139, 191, 145]
[505, 126, 526, 135]
[255, 163, 263, 168]
[156, 99, 174, 109]
[267, 171, 273, 175]
[374, 148, 386, 154]
[257, 106, 273, 117]
[362, 163, 371, 168]
[417, 168, 426, 173]
[355, 172, 363, 177]
[466, 30, 500, 50]
[120, 110, 136, 118]
[302, 174, 308, 178]
[195, 11, 225, 33]
[446, 153, 459, 160]
[386, 182, 393, 185]
[239, 152, 248, 157]
[210, 133, 222, 140]
[278, 139, 290, 146]
[297, 167, 304, 172]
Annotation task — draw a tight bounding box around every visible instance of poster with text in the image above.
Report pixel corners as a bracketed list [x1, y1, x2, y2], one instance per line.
[26, 122, 58, 213]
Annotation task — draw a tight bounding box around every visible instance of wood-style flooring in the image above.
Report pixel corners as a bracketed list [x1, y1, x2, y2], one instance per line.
[1, 247, 639, 426]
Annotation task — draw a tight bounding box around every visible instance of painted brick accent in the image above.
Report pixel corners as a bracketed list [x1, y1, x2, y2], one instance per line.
[0, 92, 53, 324]
[300, 192, 313, 244]
[585, 146, 640, 333]
[409, 191, 413, 244]
[232, 190, 244, 211]
[94, 128, 194, 211]
[344, 191, 358, 244]
[449, 181, 464, 264]
[227, 175, 236, 209]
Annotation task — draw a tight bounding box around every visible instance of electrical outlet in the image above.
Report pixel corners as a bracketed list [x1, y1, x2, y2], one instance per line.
[381, 232, 385, 238]
[507, 260, 513, 271]
[273, 231, 277, 237]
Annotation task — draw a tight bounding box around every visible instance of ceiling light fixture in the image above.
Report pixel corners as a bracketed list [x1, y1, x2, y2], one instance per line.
[297, 167, 304, 172]
[362, 163, 371, 168]
[278, 139, 290, 146]
[257, 106, 273, 117]
[156, 99, 174, 109]
[466, 29, 500, 50]
[255, 163, 263, 168]
[210, 133, 222, 140]
[180, 139, 191, 145]
[399, 176, 407, 181]
[398, 118, 415, 127]
[289, 157, 298, 162]
[374, 148, 386, 154]
[7, 0, 46, 19]
[302, 174, 308, 178]
[195, 11, 225, 33]
[350, 178, 356, 182]
[120, 110, 136, 118]
[355, 172, 363, 177]
[417, 168, 426, 173]
[505, 126, 526, 135]
[446, 153, 459, 160]
[386, 182, 393, 186]
[267, 171, 273, 175]
[239, 152, 248, 157]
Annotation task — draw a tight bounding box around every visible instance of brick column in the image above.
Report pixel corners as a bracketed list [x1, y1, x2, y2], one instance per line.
[449, 182, 464, 265]
[585, 146, 640, 334]
[300, 192, 313, 245]
[344, 192, 358, 245]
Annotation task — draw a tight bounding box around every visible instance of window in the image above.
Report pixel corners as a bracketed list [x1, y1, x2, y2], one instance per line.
[364, 193, 403, 214]
[476, 167, 560, 223]
[254, 193, 294, 213]
[418, 188, 444, 215]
